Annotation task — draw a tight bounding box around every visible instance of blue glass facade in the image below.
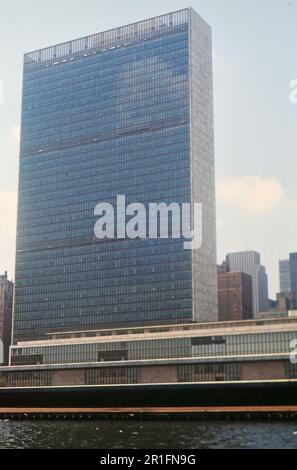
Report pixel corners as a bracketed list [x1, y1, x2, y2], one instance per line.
[13, 9, 218, 343]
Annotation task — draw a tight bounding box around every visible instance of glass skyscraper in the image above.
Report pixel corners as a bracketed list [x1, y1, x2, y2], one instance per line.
[226, 251, 269, 316]
[13, 8, 217, 344]
[279, 259, 291, 294]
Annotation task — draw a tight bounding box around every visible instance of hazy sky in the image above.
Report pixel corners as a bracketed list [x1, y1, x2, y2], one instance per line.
[0, 0, 297, 297]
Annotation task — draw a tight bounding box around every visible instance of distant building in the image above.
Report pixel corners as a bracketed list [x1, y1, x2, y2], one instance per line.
[217, 271, 253, 322]
[290, 253, 297, 309]
[226, 251, 269, 317]
[289, 310, 297, 317]
[279, 260, 291, 293]
[0, 272, 13, 365]
[217, 262, 227, 275]
[255, 311, 289, 320]
[256, 308, 297, 320]
[256, 292, 295, 320]
[269, 298, 277, 309]
[276, 292, 294, 312]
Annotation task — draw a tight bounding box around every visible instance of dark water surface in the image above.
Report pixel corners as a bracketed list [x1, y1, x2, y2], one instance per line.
[0, 420, 297, 449]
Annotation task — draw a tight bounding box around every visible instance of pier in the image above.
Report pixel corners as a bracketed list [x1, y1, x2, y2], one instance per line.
[1, 406, 297, 420]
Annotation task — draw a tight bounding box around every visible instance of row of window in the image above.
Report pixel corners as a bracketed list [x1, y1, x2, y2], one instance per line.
[19, 162, 190, 201]
[17, 190, 190, 227]
[16, 255, 191, 285]
[23, 65, 189, 117]
[2, 361, 295, 388]
[22, 103, 189, 146]
[11, 331, 297, 366]
[22, 145, 189, 170]
[24, 29, 189, 85]
[19, 127, 188, 174]
[14, 301, 193, 326]
[15, 289, 192, 314]
[17, 248, 192, 278]
[13, 314, 191, 342]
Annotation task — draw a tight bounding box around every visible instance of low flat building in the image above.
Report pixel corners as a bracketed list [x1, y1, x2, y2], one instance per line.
[1, 317, 297, 388]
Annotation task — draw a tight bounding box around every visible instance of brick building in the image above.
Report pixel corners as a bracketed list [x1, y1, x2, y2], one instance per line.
[218, 271, 253, 322]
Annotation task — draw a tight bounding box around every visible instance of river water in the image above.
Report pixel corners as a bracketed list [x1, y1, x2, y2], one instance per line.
[0, 420, 297, 448]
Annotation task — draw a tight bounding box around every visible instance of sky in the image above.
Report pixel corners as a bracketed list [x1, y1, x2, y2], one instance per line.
[0, 0, 297, 297]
